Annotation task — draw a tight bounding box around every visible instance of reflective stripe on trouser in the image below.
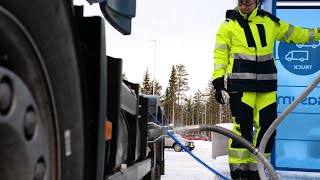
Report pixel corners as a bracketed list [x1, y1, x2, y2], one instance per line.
[228, 92, 277, 172]
[248, 153, 271, 171]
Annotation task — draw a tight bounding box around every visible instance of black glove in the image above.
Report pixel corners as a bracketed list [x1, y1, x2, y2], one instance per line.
[212, 77, 229, 105]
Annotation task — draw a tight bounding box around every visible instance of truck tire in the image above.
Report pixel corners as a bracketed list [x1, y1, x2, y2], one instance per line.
[0, 1, 84, 180]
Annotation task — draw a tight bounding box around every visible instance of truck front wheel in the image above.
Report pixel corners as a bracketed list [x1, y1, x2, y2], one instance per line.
[0, 1, 84, 180]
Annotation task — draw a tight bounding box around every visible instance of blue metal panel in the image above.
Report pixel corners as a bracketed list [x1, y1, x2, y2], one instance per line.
[275, 140, 320, 171]
[277, 113, 320, 141]
[273, 0, 320, 171]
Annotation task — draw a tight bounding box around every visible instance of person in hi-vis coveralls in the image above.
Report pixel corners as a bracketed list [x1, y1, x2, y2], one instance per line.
[212, 0, 320, 179]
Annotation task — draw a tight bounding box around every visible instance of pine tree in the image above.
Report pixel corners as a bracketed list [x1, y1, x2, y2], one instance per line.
[210, 76, 232, 124]
[205, 78, 220, 125]
[183, 96, 193, 125]
[176, 64, 190, 94]
[167, 65, 178, 125]
[193, 89, 204, 126]
[162, 87, 171, 125]
[151, 80, 162, 96]
[175, 64, 190, 125]
[140, 68, 152, 94]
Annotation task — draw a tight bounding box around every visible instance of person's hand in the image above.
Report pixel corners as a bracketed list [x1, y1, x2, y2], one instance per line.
[212, 76, 229, 105]
[215, 90, 230, 104]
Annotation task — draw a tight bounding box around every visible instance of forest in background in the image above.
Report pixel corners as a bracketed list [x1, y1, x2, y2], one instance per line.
[123, 64, 232, 137]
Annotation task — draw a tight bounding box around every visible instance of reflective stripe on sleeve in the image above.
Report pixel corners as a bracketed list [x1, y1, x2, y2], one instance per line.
[280, 24, 294, 42]
[309, 28, 316, 42]
[214, 64, 227, 70]
[215, 43, 229, 50]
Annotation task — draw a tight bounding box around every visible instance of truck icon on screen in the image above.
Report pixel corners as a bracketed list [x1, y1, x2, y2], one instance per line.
[285, 50, 309, 62]
[296, 40, 320, 48]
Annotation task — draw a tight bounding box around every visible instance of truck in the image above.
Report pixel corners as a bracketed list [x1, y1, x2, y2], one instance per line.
[0, 0, 165, 179]
[285, 50, 309, 62]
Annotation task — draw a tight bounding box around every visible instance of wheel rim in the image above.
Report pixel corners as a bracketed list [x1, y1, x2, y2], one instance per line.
[0, 67, 47, 179]
[0, 6, 57, 180]
[174, 144, 181, 151]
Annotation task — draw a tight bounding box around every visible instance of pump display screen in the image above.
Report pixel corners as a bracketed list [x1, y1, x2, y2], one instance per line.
[274, 4, 320, 171]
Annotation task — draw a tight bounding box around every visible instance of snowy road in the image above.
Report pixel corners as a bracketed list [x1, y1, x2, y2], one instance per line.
[162, 141, 230, 180]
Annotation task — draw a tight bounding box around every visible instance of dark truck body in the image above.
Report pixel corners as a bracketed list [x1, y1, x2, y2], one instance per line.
[74, 4, 165, 180]
[0, 0, 164, 180]
[104, 56, 165, 180]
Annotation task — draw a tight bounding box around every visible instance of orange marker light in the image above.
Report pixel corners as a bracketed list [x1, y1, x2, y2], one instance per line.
[105, 120, 112, 141]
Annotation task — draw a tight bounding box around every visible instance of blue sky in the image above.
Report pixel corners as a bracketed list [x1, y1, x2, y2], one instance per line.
[74, 0, 236, 96]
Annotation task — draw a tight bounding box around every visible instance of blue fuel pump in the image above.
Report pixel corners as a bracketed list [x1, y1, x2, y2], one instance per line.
[258, 0, 320, 177]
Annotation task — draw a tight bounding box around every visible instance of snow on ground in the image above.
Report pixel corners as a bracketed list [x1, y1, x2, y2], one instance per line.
[162, 140, 230, 180]
[162, 140, 320, 180]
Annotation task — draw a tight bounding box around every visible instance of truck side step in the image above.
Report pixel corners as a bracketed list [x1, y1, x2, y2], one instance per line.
[105, 159, 151, 180]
